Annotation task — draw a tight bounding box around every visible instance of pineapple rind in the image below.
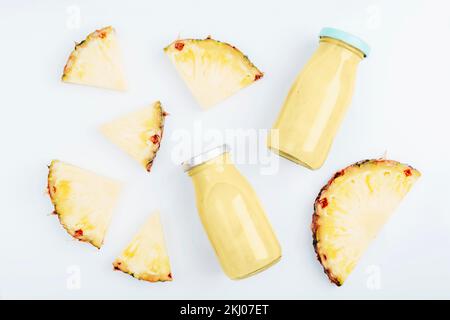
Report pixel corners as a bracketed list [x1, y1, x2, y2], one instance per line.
[312, 159, 420, 286]
[164, 37, 263, 108]
[47, 160, 121, 248]
[113, 213, 172, 282]
[144, 102, 166, 172]
[62, 26, 127, 91]
[100, 101, 166, 172]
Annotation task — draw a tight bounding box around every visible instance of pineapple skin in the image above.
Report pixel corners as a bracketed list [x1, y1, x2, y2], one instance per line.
[112, 261, 173, 283]
[311, 159, 421, 286]
[164, 36, 264, 81]
[145, 101, 167, 172]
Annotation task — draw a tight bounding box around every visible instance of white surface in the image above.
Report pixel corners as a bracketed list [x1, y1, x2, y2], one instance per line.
[1, 0, 449, 299]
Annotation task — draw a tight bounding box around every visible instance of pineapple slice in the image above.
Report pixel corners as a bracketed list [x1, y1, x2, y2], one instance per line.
[47, 160, 122, 248]
[113, 212, 173, 282]
[62, 26, 127, 91]
[312, 159, 420, 286]
[100, 101, 167, 172]
[164, 37, 263, 108]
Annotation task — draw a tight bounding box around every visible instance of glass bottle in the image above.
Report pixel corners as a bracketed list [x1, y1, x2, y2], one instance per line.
[183, 145, 281, 279]
[268, 27, 370, 169]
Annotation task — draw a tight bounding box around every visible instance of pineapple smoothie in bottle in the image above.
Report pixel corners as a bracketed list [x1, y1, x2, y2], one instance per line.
[267, 27, 370, 169]
[183, 144, 281, 279]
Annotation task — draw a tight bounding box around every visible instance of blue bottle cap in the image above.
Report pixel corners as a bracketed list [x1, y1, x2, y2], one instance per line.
[319, 27, 370, 57]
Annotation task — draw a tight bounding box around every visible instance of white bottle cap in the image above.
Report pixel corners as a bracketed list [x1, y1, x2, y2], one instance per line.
[182, 144, 230, 172]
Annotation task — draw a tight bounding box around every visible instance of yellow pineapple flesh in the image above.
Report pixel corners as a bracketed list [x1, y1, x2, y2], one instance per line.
[100, 101, 167, 172]
[62, 26, 127, 91]
[312, 159, 420, 286]
[164, 37, 263, 108]
[113, 212, 173, 282]
[47, 160, 122, 248]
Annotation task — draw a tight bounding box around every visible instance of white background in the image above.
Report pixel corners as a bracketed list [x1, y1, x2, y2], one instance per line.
[1, 0, 449, 299]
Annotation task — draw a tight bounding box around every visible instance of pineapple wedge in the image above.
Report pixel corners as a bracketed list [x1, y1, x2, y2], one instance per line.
[47, 160, 122, 248]
[113, 212, 173, 282]
[164, 37, 263, 108]
[62, 26, 127, 91]
[312, 159, 420, 286]
[100, 101, 167, 172]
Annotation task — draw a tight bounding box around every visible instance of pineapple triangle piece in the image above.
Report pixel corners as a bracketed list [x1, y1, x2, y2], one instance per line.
[312, 159, 420, 286]
[164, 37, 263, 108]
[62, 26, 127, 91]
[113, 212, 173, 282]
[47, 160, 122, 248]
[100, 101, 167, 172]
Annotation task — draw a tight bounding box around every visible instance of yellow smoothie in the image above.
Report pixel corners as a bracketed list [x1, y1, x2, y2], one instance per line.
[185, 147, 281, 279]
[268, 29, 369, 169]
